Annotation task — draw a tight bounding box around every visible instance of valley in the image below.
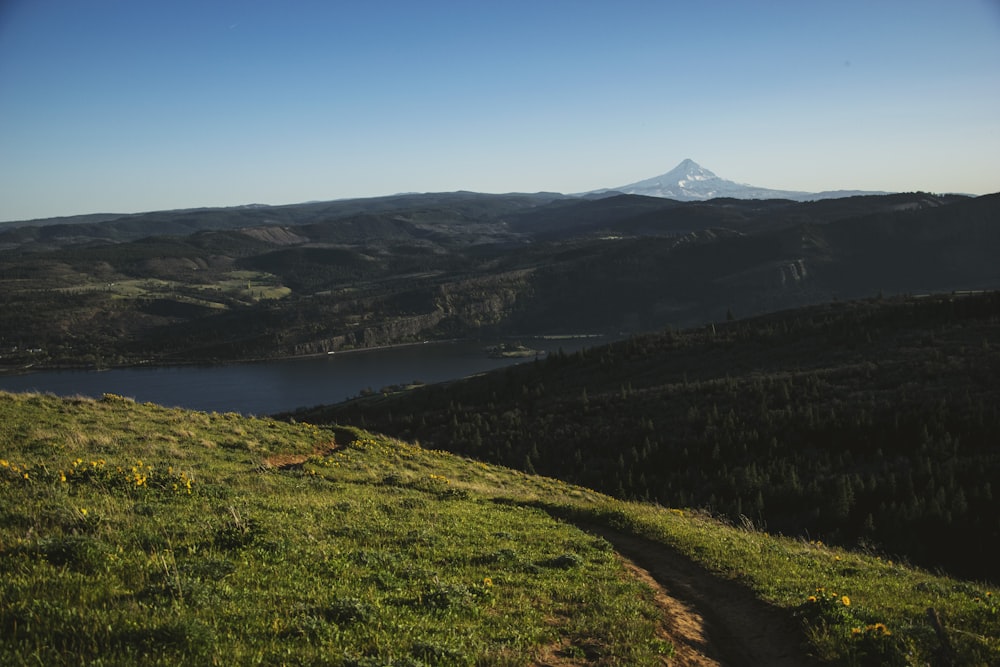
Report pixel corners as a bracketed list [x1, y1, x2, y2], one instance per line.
[2, 182, 999, 665]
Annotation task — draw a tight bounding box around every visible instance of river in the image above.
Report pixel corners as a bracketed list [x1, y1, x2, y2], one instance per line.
[0, 337, 608, 415]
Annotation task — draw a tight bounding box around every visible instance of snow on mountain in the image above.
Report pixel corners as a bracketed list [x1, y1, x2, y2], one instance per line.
[594, 159, 887, 201]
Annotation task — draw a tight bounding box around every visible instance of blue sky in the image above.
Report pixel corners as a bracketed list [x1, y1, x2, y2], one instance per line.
[1, 0, 998, 221]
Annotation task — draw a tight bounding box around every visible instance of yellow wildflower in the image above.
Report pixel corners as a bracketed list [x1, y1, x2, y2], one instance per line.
[807, 595, 817, 603]
[79, 508, 88, 517]
[59, 471, 67, 483]
[483, 577, 493, 587]
[842, 595, 851, 607]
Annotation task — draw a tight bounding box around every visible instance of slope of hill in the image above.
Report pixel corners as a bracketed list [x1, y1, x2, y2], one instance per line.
[293, 291, 1000, 583]
[2, 391, 997, 665]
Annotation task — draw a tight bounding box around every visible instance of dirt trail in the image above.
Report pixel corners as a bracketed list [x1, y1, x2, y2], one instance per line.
[580, 524, 818, 667]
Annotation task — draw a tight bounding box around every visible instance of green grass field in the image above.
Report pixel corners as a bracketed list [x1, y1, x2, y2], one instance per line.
[1, 391, 997, 665]
[46, 270, 293, 306]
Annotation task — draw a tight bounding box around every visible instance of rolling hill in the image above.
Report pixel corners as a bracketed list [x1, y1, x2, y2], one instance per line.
[2, 390, 997, 665]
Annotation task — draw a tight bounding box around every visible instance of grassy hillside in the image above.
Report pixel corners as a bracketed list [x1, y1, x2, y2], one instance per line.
[0, 392, 669, 666]
[2, 391, 998, 665]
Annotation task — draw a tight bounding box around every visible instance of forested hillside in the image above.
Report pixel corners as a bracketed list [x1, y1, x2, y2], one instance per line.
[292, 292, 1000, 582]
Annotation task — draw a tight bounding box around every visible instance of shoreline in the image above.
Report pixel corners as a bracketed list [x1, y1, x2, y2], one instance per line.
[0, 339, 463, 376]
[0, 333, 609, 376]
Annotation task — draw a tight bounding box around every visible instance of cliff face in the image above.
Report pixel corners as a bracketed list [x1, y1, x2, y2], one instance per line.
[289, 312, 446, 356]
[434, 270, 535, 329]
[283, 269, 536, 356]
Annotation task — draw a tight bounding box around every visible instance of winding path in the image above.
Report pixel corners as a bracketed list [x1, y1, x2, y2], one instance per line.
[567, 524, 818, 666]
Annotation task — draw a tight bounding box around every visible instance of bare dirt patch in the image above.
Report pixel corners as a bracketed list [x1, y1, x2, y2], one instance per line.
[262, 440, 338, 470]
[617, 556, 722, 666]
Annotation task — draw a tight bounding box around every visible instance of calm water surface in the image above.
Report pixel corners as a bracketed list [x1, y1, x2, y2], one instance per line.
[0, 338, 607, 415]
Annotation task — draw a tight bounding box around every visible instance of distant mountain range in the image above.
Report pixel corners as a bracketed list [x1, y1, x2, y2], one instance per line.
[591, 158, 890, 201]
[0, 159, 919, 231]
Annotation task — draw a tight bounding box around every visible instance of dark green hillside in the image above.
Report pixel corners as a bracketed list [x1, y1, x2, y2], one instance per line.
[505, 191, 967, 239]
[741, 192, 968, 233]
[810, 192, 1000, 293]
[0, 192, 566, 250]
[292, 292, 1000, 582]
[238, 246, 392, 293]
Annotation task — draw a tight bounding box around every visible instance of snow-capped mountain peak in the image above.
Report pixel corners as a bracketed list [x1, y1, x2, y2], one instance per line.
[586, 160, 889, 202]
[668, 158, 718, 182]
[605, 159, 805, 201]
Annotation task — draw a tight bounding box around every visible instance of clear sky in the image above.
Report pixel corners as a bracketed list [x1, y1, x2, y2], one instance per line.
[1, 0, 998, 221]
